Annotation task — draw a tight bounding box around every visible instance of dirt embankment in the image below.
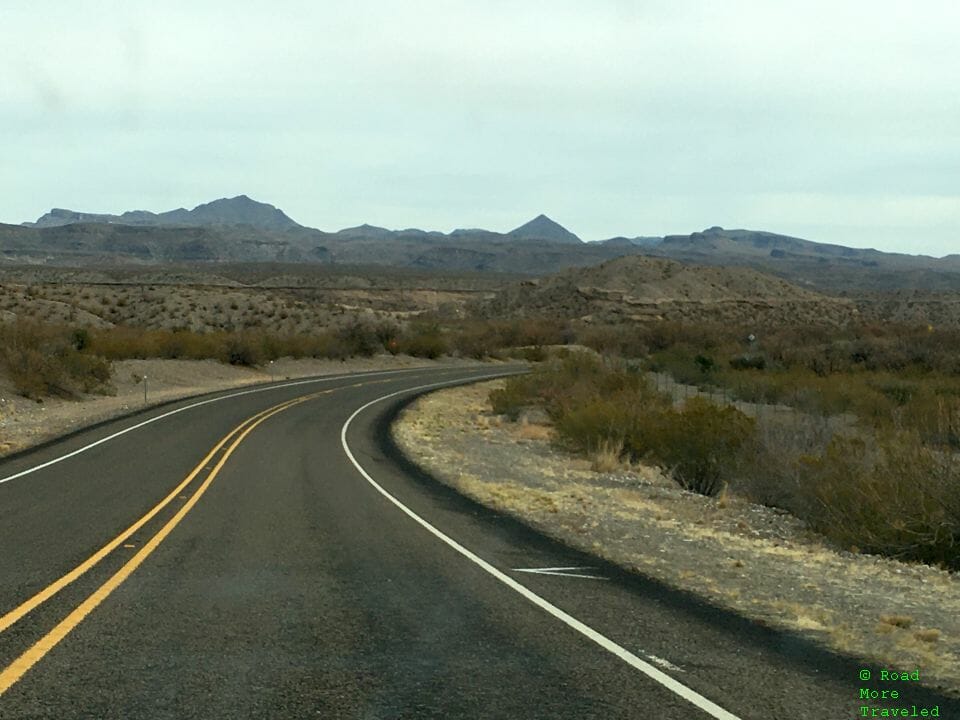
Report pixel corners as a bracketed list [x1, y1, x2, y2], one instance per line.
[392, 380, 960, 697]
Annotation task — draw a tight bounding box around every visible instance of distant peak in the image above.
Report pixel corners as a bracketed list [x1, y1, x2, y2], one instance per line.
[508, 214, 581, 244]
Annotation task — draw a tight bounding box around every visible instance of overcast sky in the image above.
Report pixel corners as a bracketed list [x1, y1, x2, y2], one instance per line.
[2, 1, 958, 254]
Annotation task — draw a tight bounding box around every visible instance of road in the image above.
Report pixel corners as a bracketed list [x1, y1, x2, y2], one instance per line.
[0, 365, 956, 719]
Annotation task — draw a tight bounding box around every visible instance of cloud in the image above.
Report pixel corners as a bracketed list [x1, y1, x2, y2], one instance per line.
[2, 1, 958, 254]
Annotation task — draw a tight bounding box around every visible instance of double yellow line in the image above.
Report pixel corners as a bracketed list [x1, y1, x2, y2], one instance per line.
[0, 390, 326, 695]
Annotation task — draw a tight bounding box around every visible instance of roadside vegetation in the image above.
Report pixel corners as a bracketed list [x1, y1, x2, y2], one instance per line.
[4, 307, 959, 570]
[0, 316, 567, 400]
[491, 322, 960, 572]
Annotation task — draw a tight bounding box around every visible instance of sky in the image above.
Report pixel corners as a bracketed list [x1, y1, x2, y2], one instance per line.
[2, 0, 958, 255]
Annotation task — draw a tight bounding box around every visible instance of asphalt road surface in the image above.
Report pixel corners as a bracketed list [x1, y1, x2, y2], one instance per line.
[0, 365, 957, 719]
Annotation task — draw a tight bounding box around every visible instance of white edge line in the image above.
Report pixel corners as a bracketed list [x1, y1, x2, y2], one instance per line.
[340, 377, 742, 720]
[0, 365, 474, 487]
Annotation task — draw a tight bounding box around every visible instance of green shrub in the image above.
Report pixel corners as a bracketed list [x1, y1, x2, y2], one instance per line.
[729, 354, 766, 371]
[489, 377, 538, 421]
[644, 398, 755, 496]
[554, 396, 645, 455]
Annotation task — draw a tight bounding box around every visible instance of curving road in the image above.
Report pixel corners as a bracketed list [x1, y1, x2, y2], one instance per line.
[0, 365, 956, 719]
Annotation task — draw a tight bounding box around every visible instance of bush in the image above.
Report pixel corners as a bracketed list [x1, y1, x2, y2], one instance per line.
[495, 356, 752, 496]
[489, 376, 539, 421]
[0, 320, 113, 398]
[804, 431, 960, 569]
[644, 398, 755, 496]
[732, 410, 846, 514]
[729, 354, 766, 371]
[555, 396, 644, 454]
[336, 321, 382, 357]
[223, 333, 263, 366]
[397, 322, 448, 359]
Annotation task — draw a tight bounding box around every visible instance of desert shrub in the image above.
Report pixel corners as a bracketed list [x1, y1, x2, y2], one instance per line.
[803, 431, 960, 569]
[899, 394, 960, 450]
[59, 351, 113, 393]
[373, 321, 400, 349]
[450, 318, 570, 359]
[494, 356, 751, 496]
[336, 321, 382, 357]
[70, 327, 90, 351]
[648, 347, 715, 387]
[222, 333, 263, 366]
[450, 322, 501, 359]
[0, 320, 113, 398]
[397, 322, 448, 359]
[489, 376, 539, 420]
[694, 354, 715, 374]
[491, 354, 602, 419]
[729, 354, 766, 371]
[733, 411, 847, 515]
[513, 317, 569, 347]
[642, 398, 755, 496]
[554, 396, 647, 455]
[579, 325, 631, 356]
[502, 346, 548, 362]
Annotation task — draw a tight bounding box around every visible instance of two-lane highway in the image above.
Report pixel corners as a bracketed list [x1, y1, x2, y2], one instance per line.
[0, 366, 957, 718]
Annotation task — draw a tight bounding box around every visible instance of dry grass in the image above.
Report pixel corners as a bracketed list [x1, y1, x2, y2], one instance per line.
[589, 438, 624, 473]
[514, 418, 553, 442]
[915, 629, 942, 644]
[880, 614, 915, 629]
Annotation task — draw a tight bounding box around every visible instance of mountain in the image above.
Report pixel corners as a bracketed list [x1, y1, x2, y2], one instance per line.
[477, 254, 858, 327]
[25, 195, 300, 231]
[507, 214, 581, 244]
[599, 236, 663, 248]
[10, 200, 960, 293]
[644, 226, 960, 293]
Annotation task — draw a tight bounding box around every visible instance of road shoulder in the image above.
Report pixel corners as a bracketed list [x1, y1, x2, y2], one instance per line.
[391, 379, 960, 697]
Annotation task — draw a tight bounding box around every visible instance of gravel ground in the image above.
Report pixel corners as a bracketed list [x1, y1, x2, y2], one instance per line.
[392, 380, 960, 697]
[0, 355, 477, 458]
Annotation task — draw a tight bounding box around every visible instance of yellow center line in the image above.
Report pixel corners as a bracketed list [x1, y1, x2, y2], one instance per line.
[0, 390, 327, 695]
[0, 385, 348, 636]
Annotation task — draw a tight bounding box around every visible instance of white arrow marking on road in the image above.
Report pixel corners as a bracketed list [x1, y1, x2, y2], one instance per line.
[513, 566, 607, 580]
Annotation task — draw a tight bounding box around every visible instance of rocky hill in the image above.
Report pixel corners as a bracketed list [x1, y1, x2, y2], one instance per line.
[646, 226, 960, 293]
[507, 214, 581, 244]
[25, 195, 300, 230]
[478, 255, 858, 326]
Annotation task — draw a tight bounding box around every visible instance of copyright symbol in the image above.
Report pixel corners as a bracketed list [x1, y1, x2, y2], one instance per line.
[860, 670, 871, 681]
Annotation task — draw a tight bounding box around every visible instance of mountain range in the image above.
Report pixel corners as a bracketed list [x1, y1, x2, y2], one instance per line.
[24, 195, 300, 231]
[4, 195, 960, 293]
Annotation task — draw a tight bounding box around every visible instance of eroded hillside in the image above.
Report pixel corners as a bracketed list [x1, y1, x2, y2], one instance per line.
[479, 255, 858, 326]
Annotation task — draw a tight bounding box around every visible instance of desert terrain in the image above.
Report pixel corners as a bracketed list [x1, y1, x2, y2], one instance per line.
[1, 245, 958, 700]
